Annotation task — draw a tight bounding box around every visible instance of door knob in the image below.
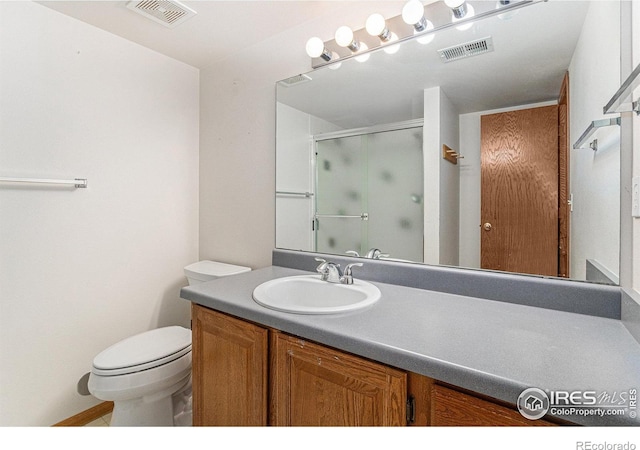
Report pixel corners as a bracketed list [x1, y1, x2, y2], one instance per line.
[483, 222, 492, 231]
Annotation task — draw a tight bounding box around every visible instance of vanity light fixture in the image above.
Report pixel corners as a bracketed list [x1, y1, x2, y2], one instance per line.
[305, 37, 333, 61]
[366, 13, 391, 42]
[402, 0, 435, 44]
[335, 26, 360, 52]
[305, 0, 540, 68]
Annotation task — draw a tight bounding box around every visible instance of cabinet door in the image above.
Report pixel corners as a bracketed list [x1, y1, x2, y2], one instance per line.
[432, 384, 557, 426]
[270, 332, 407, 426]
[192, 305, 268, 426]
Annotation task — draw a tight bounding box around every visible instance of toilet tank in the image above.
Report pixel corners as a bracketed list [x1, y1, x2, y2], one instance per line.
[184, 260, 251, 285]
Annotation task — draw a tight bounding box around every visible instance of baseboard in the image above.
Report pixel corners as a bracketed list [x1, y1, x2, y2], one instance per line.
[52, 401, 114, 427]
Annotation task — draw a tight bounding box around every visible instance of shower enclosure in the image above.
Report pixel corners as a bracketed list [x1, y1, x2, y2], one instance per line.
[314, 124, 424, 262]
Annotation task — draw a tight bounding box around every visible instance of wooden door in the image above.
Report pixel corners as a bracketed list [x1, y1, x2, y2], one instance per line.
[558, 73, 570, 277]
[480, 105, 559, 276]
[191, 305, 268, 426]
[270, 332, 407, 426]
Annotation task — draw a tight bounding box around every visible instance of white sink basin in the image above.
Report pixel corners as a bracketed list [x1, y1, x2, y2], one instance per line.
[252, 275, 381, 314]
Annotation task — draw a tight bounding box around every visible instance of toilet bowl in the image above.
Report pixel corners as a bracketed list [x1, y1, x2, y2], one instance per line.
[87, 260, 250, 426]
[88, 326, 192, 426]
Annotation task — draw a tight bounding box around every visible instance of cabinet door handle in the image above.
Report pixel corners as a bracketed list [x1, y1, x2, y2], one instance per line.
[406, 396, 416, 425]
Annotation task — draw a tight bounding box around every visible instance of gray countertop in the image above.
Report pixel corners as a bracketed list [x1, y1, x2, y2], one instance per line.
[180, 266, 640, 426]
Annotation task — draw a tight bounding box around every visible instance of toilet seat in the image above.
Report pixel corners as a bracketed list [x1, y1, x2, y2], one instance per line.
[92, 326, 191, 376]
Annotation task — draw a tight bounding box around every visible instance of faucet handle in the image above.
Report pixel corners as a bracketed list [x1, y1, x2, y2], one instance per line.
[345, 250, 360, 257]
[315, 258, 342, 282]
[341, 262, 363, 285]
[343, 262, 363, 275]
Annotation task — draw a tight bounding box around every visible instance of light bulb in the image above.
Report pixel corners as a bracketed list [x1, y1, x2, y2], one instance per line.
[402, 0, 424, 25]
[366, 13, 387, 37]
[335, 26, 355, 47]
[305, 37, 325, 58]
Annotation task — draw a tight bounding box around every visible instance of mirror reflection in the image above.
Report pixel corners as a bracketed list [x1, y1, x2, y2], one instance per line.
[276, 0, 621, 284]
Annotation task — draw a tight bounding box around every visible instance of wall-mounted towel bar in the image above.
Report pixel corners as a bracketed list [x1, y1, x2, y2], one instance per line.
[276, 191, 314, 198]
[603, 62, 640, 116]
[572, 117, 621, 151]
[0, 177, 88, 188]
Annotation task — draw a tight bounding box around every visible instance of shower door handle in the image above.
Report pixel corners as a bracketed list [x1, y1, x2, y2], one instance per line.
[314, 213, 369, 221]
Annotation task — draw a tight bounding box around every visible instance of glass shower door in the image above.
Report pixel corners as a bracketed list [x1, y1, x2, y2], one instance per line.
[314, 126, 423, 262]
[366, 127, 424, 262]
[315, 135, 368, 256]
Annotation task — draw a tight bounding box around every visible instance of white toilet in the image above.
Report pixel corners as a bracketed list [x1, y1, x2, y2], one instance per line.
[88, 260, 250, 426]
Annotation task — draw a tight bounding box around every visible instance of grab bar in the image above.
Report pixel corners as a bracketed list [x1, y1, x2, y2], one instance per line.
[0, 177, 88, 188]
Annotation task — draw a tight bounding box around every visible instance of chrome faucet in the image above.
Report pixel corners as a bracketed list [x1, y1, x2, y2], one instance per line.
[365, 248, 389, 259]
[340, 262, 363, 285]
[315, 258, 342, 283]
[315, 258, 363, 285]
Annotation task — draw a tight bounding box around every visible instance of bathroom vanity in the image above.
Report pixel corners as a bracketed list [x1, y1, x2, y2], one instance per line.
[181, 252, 640, 427]
[192, 303, 559, 426]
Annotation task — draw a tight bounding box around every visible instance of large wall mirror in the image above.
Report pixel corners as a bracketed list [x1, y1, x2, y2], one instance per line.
[276, 0, 622, 285]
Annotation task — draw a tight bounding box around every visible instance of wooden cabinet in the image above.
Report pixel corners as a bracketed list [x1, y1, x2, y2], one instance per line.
[191, 305, 565, 427]
[191, 304, 268, 426]
[269, 331, 407, 426]
[432, 384, 557, 426]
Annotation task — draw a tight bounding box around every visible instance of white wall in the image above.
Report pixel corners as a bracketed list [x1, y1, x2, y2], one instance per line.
[275, 102, 341, 252]
[568, 0, 621, 281]
[0, 2, 199, 426]
[629, 0, 640, 293]
[275, 102, 315, 252]
[423, 87, 460, 266]
[198, 3, 403, 269]
[199, 41, 302, 269]
[438, 90, 460, 267]
[423, 87, 441, 265]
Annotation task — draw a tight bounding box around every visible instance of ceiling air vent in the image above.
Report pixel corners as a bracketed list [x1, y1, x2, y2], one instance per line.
[278, 74, 312, 87]
[438, 36, 494, 63]
[126, 1, 197, 28]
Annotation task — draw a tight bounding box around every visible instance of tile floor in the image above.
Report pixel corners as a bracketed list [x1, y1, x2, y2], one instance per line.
[85, 413, 111, 427]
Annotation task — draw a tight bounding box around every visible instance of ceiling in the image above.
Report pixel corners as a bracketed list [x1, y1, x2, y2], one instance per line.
[277, 0, 591, 128]
[37, 1, 593, 127]
[37, 1, 411, 69]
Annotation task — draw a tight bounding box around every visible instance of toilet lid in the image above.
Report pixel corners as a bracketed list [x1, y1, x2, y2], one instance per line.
[93, 326, 191, 375]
